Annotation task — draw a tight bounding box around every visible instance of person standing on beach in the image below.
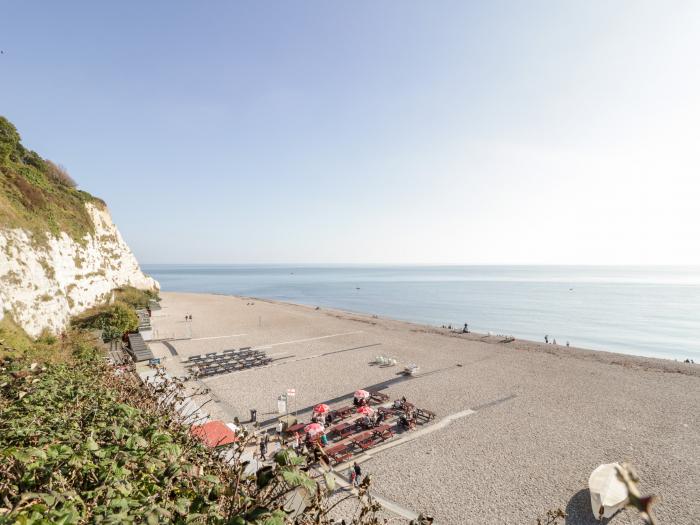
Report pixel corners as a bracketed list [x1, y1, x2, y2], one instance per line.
[544, 335, 549, 344]
[259, 438, 267, 461]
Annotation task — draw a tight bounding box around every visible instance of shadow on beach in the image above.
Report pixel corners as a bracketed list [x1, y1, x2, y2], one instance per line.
[565, 489, 617, 525]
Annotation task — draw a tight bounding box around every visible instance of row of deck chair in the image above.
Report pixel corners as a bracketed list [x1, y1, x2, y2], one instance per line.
[195, 356, 273, 378]
[184, 348, 265, 367]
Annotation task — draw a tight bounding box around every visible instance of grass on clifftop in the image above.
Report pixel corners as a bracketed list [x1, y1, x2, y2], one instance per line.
[0, 116, 105, 246]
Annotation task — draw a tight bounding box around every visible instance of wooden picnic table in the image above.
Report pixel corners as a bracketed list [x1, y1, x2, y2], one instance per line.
[333, 406, 355, 419]
[329, 421, 357, 439]
[352, 430, 381, 451]
[372, 424, 394, 441]
[378, 406, 397, 417]
[324, 443, 353, 464]
[286, 423, 306, 435]
[415, 407, 436, 421]
[369, 390, 389, 404]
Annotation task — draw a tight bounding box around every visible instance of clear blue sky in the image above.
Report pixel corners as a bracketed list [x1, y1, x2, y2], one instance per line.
[2, 1, 699, 264]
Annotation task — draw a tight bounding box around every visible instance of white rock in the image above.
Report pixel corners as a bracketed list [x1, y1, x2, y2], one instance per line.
[0, 203, 158, 337]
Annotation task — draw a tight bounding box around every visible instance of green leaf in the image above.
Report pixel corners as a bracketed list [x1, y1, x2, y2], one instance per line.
[263, 510, 287, 525]
[256, 466, 275, 489]
[281, 469, 316, 492]
[174, 498, 190, 515]
[323, 472, 336, 492]
[86, 436, 99, 451]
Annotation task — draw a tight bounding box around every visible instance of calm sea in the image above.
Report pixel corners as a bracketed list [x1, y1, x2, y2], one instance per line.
[142, 265, 700, 362]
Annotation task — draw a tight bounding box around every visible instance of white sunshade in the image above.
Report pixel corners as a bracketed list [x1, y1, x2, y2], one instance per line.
[588, 463, 629, 520]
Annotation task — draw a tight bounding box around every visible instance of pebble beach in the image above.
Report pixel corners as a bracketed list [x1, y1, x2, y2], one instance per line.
[149, 292, 700, 524]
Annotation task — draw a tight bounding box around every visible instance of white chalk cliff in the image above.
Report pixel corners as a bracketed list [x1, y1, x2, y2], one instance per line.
[0, 202, 158, 337]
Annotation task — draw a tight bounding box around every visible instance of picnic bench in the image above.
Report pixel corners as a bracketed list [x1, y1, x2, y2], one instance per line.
[369, 390, 389, 404]
[378, 406, 397, 417]
[324, 444, 352, 465]
[329, 421, 356, 440]
[352, 431, 382, 451]
[371, 424, 394, 441]
[285, 423, 306, 435]
[415, 407, 436, 422]
[332, 406, 355, 420]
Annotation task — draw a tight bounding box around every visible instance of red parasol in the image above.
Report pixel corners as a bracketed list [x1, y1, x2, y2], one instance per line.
[314, 403, 330, 414]
[357, 405, 374, 416]
[304, 423, 325, 436]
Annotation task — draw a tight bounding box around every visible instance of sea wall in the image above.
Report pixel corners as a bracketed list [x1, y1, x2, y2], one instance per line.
[0, 203, 158, 337]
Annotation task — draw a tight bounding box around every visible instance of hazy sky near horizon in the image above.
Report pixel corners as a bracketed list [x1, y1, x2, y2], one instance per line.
[1, 1, 699, 265]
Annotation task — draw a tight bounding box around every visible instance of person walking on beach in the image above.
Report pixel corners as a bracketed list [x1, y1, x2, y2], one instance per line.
[276, 420, 284, 442]
[544, 335, 549, 344]
[353, 462, 362, 487]
[463, 323, 469, 333]
[259, 438, 267, 461]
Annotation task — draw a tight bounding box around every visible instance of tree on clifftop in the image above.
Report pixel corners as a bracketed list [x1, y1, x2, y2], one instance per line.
[0, 116, 20, 162]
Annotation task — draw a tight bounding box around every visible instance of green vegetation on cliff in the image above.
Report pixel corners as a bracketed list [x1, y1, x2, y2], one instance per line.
[0, 116, 105, 245]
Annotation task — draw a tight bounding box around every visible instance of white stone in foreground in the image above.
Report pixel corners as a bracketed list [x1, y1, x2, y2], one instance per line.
[589, 462, 629, 520]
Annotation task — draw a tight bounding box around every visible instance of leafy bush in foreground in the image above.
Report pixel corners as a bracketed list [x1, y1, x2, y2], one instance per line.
[0, 341, 384, 524]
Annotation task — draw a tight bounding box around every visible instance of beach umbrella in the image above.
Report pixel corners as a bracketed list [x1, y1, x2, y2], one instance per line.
[314, 403, 330, 414]
[588, 463, 629, 520]
[354, 389, 370, 399]
[304, 423, 324, 436]
[357, 405, 374, 416]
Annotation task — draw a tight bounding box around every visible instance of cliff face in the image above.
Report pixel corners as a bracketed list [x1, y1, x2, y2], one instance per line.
[0, 202, 158, 337]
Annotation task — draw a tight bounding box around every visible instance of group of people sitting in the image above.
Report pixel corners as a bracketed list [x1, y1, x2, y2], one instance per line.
[395, 396, 418, 429]
[358, 410, 386, 429]
[352, 396, 369, 407]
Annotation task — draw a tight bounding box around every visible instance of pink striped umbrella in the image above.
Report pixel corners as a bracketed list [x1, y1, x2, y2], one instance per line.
[354, 389, 370, 399]
[357, 405, 374, 416]
[314, 403, 330, 414]
[304, 423, 325, 436]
